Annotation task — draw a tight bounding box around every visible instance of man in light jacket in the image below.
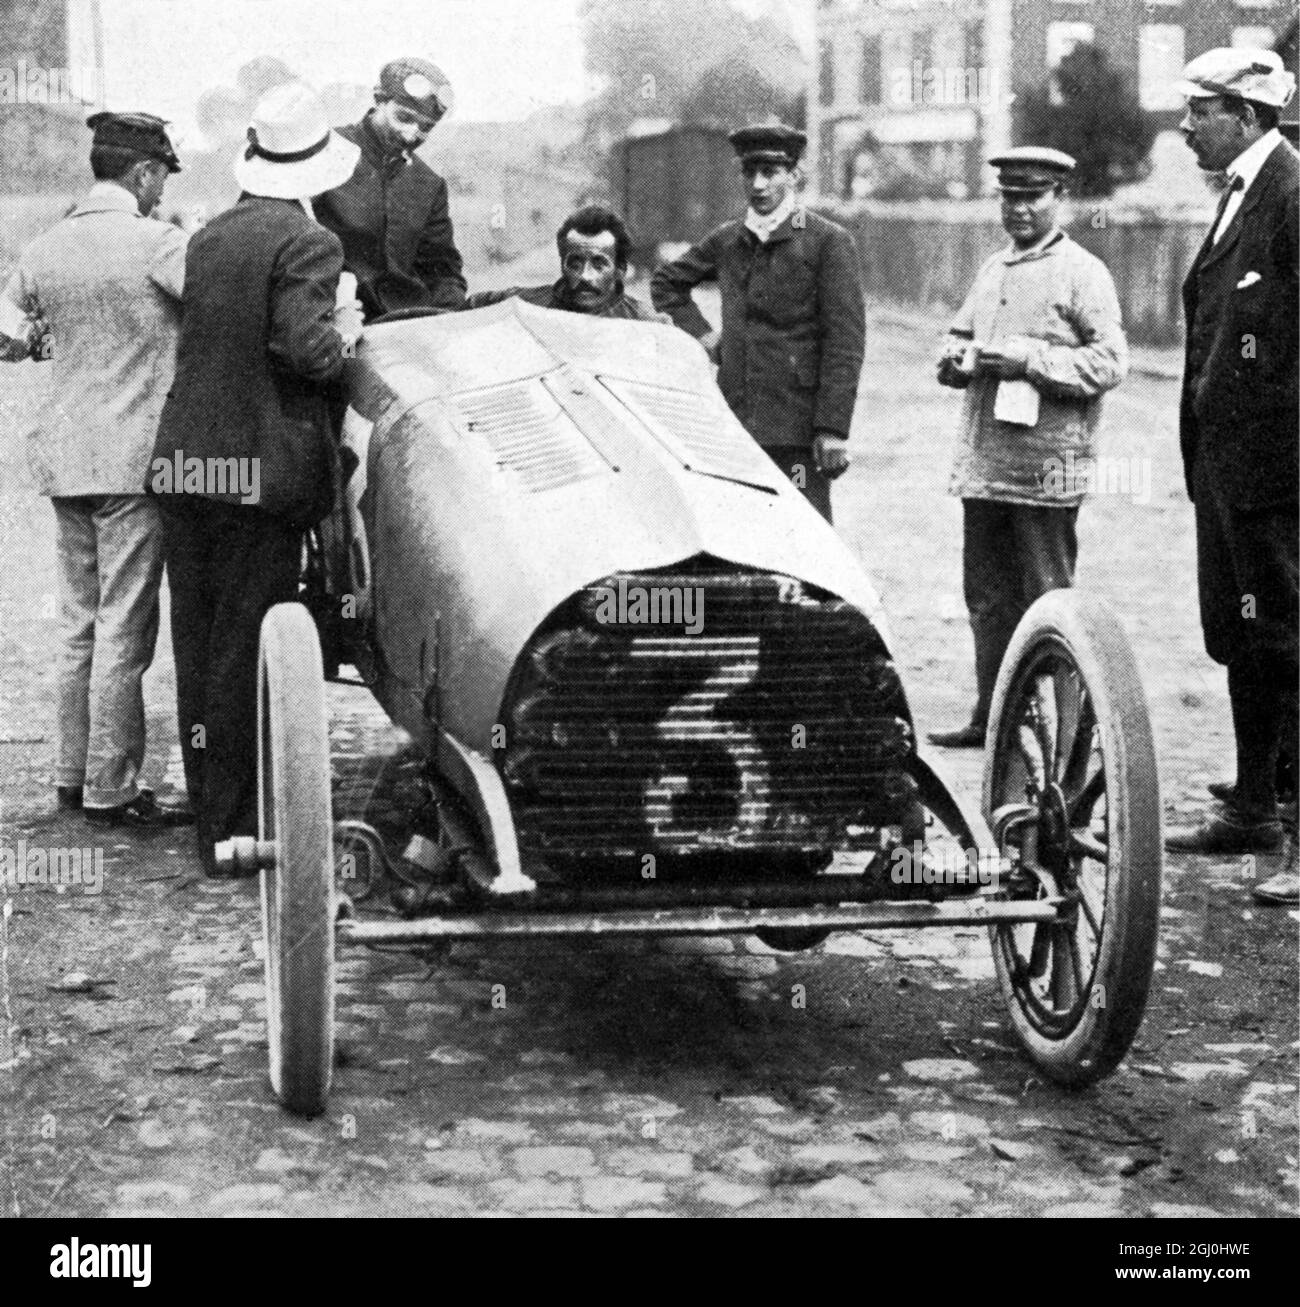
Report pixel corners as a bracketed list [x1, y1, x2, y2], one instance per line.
[929, 148, 1128, 748]
[1, 112, 192, 826]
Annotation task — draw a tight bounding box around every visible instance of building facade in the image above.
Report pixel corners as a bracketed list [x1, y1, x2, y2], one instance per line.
[808, 0, 1299, 200]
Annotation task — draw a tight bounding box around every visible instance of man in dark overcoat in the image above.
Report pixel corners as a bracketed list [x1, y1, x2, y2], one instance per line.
[149, 82, 363, 875]
[313, 57, 466, 320]
[650, 123, 866, 522]
[1163, 48, 1299, 906]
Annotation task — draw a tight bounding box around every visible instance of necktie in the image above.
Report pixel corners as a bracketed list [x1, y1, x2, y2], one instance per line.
[1210, 173, 1245, 244]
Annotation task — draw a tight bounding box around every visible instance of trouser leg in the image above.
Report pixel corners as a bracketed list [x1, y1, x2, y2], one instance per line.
[198, 506, 302, 848]
[51, 497, 98, 791]
[159, 500, 211, 812]
[1227, 654, 1283, 819]
[82, 495, 164, 809]
[963, 499, 1019, 727]
[1010, 503, 1079, 605]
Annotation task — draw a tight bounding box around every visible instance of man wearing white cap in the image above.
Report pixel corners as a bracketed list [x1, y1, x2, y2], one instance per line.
[314, 58, 466, 320]
[149, 82, 363, 876]
[1163, 48, 1299, 906]
[928, 147, 1128, 748]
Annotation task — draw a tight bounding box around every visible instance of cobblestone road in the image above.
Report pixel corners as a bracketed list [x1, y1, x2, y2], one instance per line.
[2, 314, 1296, 1218]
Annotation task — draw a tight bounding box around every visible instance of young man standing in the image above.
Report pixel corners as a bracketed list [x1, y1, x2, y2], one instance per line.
[0, 112, 192, 827]
[928, 148, 1128, 749]
[313, 57, 466, 320]
[650, 123, 865, 523]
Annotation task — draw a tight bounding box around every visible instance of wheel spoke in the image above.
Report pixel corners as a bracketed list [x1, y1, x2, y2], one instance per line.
[1027, 921, 1052, 979]
[1032, 673, 1058, 780]
[1067, 766, 1105, 824]
[1048, 928, 1079, 1011]
[1052, 665, 1083, 782]
[1074, 881, 1103, 937]
[1016, 718, 1048, 793]
[1061, 694, 1097, 794]
[1070, 828, 1108, 862]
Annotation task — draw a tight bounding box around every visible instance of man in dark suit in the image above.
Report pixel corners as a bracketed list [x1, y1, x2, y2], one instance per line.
[1163, 49, 1299, 905]
[313, 58, 466, 320]
[650, 123, 866, 523]
[149, 83, 362, 875]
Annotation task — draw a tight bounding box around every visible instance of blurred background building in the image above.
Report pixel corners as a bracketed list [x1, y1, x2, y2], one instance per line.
[808, 0, 1300, 201]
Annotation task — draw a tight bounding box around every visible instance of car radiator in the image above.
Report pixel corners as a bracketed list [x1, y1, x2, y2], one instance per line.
[499, 566, 916, 860]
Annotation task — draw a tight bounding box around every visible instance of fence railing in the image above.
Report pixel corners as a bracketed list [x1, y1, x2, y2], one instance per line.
[821, 200, 1209, 348]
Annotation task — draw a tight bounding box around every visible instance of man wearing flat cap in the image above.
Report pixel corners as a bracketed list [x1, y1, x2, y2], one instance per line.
[1163, 48, 1300, 904]
[929, 146, 1128, 748]
[0, 112, 193, 827]
[314, 57, 466, 320]
[651, 123, 866, 522]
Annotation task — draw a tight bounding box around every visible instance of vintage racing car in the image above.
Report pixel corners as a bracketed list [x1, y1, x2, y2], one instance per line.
[216, 299, 1163, 1115]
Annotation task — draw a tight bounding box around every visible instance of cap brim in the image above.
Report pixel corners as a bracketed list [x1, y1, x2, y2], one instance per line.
[1174, 78, 1218, 99]
[233, 133, 360, 200]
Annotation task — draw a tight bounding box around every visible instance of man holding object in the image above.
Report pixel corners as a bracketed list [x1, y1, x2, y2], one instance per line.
[929, 147, 1128, 748]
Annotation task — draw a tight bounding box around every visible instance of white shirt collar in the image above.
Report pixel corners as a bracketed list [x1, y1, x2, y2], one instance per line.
[744, 192, 797, 243]
[1226, 128, 1283, 194]
[74, 181, 142, 216]
[1001, 225, 1066, 264]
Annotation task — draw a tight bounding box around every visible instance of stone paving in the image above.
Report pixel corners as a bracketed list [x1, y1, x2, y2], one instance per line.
[2, 317, 1297, 1218]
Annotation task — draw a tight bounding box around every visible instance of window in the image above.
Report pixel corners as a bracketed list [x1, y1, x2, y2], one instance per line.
[1139, 24, 1186, 110]
[819, 38, 836, 107]
[860, 33, 882, 105]
[912, 27, 933, 76]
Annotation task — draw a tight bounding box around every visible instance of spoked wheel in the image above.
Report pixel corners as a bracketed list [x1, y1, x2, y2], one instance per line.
[983, 591, 1161, 1087]
[259, 603, 335, 1116]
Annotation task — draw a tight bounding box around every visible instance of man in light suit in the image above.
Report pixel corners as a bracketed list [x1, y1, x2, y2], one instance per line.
[150, 83, 362, 875]
[1, 112, 192, 827]
[1163, 49, 1299, 907]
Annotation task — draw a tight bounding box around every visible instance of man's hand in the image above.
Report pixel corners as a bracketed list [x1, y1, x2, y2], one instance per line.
[699, 328, 721, 363]
[812, 433, 850, 479]
[975, 339, 1031, 379]
[937, 338, 975, 389]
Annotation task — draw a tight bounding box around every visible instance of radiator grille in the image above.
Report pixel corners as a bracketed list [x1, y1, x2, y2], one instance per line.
[500, 567, 916, 858]
[451, 378, 608, 493]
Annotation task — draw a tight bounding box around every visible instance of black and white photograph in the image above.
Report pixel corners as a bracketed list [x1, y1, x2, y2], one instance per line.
[1, 0, 1296, 1261]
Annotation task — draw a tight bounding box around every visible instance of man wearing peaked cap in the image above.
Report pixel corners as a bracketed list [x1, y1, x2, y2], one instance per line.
[313, 57, 466, 319]
[929, 144, 1128, 748]
[149, 82, 363, 875]
[1164, 48, 1300, 897]
[987, 145, 1076, 192]
[652, 121, 865, 523]
[0, 111, 192, 825]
